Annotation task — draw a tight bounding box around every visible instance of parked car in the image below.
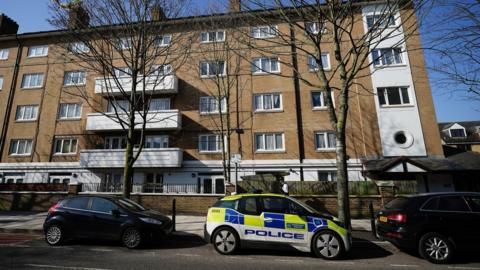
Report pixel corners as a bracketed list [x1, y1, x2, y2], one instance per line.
[205, 193, 351, 259]
[376, 192, 480, 264]
[43, 195, 173, 248]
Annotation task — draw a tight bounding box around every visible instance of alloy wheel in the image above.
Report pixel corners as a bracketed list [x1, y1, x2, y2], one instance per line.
[46, 225, 62, 245]
[214, 230, 236, 254]
[316, 232, 341, 258]
[122, 228, 141, 248]
[425, 236, 449, 261]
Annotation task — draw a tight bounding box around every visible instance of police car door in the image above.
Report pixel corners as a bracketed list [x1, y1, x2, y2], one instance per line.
[261, 197, 307, 244]
[238, 196, 264, 241]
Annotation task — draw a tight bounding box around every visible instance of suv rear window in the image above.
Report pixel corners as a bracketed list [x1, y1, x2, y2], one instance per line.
[65, 197, 89, 210]
[213, 200, 238, 210]
[385, 198, 411, 210]
[422, 196, 470, 212]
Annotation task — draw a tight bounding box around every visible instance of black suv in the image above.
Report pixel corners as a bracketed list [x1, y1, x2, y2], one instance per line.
[43, 195, 173, 248]
[376, 192, 480, 264]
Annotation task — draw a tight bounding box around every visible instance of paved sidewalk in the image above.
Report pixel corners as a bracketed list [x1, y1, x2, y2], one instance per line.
[0, 211, 372, 236]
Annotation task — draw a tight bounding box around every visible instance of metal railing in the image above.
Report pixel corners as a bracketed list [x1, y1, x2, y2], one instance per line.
[81, 183, 220, 194]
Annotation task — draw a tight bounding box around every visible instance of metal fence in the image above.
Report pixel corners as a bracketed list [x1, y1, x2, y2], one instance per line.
[82, 183, 210, 194]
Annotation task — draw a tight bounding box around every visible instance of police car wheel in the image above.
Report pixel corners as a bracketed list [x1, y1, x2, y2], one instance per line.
[313, 231, 344, 260]
[212, 227, 239, 255]
[418, 232, 454, 264]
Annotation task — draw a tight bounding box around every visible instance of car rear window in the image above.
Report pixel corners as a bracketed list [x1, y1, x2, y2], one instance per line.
[65, 197, 89, 210]
[385, 198, 411, 210]
[465, 196, 480, 212]
[213, 200, 238, 210]
[422, 196, 470, 212]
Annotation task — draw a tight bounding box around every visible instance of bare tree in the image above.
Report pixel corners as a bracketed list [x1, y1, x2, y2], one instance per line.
[49, 0, 190, 197]
[238, 0, 427, 229]
[424, 0, 480, 104]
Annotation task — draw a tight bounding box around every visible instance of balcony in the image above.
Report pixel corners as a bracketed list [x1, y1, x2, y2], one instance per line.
[80, 148, 182, 168]
[86, 110, 181, 131]
[94, 74, 178, 95]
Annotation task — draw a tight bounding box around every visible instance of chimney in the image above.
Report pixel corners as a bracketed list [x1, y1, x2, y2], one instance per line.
[229, 0, 241, 12]
[67, 3, 90, 29]
[0, 14, 19, 35]
[151, 5, 166, 21]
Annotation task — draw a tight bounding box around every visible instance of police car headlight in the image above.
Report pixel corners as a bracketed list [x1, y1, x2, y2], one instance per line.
[140, 217, 163, 225]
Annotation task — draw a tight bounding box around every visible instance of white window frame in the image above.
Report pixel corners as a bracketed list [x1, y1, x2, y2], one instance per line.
[15, 105, 39, 121]
[318, 171, 337, 181]
[53, 137, 78, 155]
[307, 54, 331, 71]
[150, 64, 172, 76]
[105, 136, 127, 149]
[377, 87, 412, 107]
[311, 91, 326, 109]
[251, 25, 278, 39]
[366, 14, 396, 29]
[21, 73, 44, 89]
[253, 93, 282, 112]
[0, 76, 3, 90]
[251, 57, 280, 74]
[198, 134, 222, 153]
[108, 100, 129, 113]
[315, 131, 336, 151]
[0, 49, 9, 60]
[199, 61, 226, 77]
[155, 35, 172, 47]
[149, 98, 170, 111]
[117, 38, 132, 50]
[199, 96, 227, 115]
[255, 133, 285, 152]
[113, 67, 131, 78]
[27, 45, 49, 57]
[449, 128, 466, 138]
[69, 42, 90, 53]
[371, 48, 403, 67]
[305, 22, 327, 34]
[63, 71, 86, 86]
[58, 103, 82, 120]
[145, 135, 169, 148]
[200, 30, 226, 43]
[9, 139, 33, 156]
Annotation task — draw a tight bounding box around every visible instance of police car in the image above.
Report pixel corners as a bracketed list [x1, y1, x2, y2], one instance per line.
[204, 193, 351, 259]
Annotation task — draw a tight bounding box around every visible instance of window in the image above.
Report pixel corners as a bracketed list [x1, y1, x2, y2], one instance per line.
[200, 31, 225, 43]
[54, 138, 78, 155]
[239, 197, 260, 215]
[199, 61, 226, 77]
[315, 131, 336, 150]
[108, 100, 129, 113]
[113, 67, 131, 78]
[465, 196, 480, 212]
[213, 200, 238, 210]
[438, 196, 470, 212]
[450, 128, 466, 138]
[9, 139, 33, 156]
[21, 73, 44, 88]
[105, 137, 127, 149]
[199, 96, 226, 114]
[117, 38, 132, 50]
[63, 71, 86, 86]
[150, 64, 172, 75]
[318, 171, 337, 181]
[378, 87, 411, 106]
[311, 91, 327, 109]
[251, 25, 277, 38]
[0, 49, 8, 60]
[69, 42, 90, 53]
[253, 93, 282, 112]
[59, 103, 82, 119]
[251, 57, 280, 74]
[307, 54, 330, 71]
[255, 133, 284, 152]
[371, 48, 403, 67]
[145, 136, 169, 148]
[155, 35, 172, 47]
[91, 198, 118, 213]
[366, 14, 396, 29]
[27, 45, 48, 57]
[198, 134, 221, 153]
[0, 76, 4, 90]
[305, 22, 326, 34]
[16, 105, 39, 121]
[262, 197, 287, 213]
[65, 197, 89, 210]
[149, 98, 170, 111]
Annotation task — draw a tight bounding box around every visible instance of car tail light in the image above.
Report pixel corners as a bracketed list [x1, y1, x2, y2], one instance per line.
[387, 213, 407, 223]
[48, 203, 60, 214]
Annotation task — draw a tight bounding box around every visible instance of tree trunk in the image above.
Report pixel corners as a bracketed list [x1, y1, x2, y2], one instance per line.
[336, 130, 351, 230]
[123, 136, 134, 198]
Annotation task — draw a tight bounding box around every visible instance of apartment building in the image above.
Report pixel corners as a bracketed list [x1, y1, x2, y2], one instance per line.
[0, 2, 443, 194]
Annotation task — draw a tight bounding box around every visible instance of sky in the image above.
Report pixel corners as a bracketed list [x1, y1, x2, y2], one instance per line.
[0, 0, 478, 122]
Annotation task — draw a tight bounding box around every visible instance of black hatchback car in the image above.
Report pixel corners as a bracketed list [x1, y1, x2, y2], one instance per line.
[376, 192, 480, 264]
[43, 195, 173, 248]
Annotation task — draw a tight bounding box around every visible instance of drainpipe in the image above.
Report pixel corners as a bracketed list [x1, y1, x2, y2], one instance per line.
[289, 26, 305, 181]
[0, 35, 22, 161]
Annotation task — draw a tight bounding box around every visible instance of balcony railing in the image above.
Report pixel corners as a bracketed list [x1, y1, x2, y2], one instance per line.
[86, 110, 181, 131]
[94, 74, 178, 95]
[80, 148, 183, 168]
[81, 183, 220, 194]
